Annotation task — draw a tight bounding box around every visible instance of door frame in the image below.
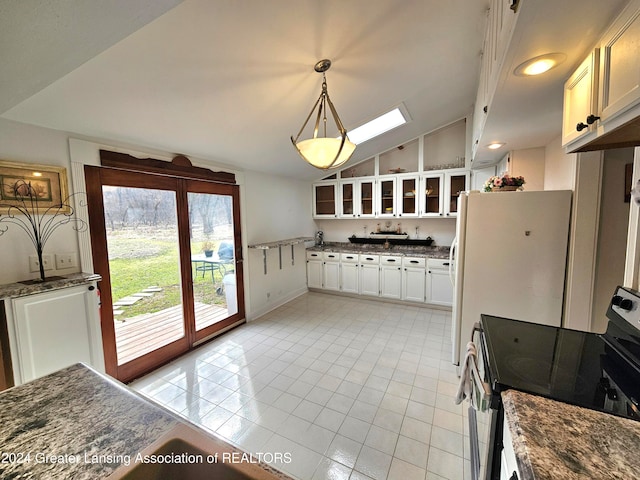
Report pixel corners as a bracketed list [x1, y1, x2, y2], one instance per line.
[84, 154, 244, 382]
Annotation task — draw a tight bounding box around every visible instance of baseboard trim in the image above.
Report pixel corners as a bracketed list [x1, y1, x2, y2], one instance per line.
[246, 287, 309, 321]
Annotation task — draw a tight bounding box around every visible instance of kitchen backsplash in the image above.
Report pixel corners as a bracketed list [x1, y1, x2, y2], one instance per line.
[314, 218, 456, 247]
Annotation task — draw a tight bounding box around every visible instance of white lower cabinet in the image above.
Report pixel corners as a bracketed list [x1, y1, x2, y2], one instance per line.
[426, 258, 453, 306]
[5, 282, 104, 385]
[501, 420, 521, 480]
[340, 253, 359, 294]
[322, 252, 341, 291]
[307, 250, 452, 307]
[380, 255, 403, 300]
[402, 257, 426, 302]
[359, 254, 380, 296]
[306, 252, 323, 289]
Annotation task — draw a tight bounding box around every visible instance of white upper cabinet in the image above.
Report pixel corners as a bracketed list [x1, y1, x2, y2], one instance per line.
[313, 118, 469, 219]
[397, 175, 420, 218]
[562, 50, 599, 147]
[471, 0, 519, 159]
[563, 0, 640, 152]
[312, 180, 338, 218]
[598, 0, 640, 124]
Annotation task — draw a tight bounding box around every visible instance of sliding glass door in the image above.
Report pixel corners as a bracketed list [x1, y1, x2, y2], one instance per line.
[85, 167, 244, 382]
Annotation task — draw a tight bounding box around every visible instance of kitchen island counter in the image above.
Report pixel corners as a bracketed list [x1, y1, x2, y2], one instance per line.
[502, 389, 640, 479]
[0, 363, 291, 479]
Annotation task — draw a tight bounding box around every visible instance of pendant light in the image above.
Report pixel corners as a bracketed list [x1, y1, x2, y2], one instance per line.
[291, 59, 356, 170]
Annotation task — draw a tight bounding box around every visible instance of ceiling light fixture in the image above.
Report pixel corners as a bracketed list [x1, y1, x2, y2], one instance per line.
[487, 142, 505, 150]
[513, 53, 566, 76]
[291, 59, 356, 170]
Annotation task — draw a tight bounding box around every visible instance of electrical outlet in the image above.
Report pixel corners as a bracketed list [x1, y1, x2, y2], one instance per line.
[29, 254, 54, 272]
[55, 253, 77, 269]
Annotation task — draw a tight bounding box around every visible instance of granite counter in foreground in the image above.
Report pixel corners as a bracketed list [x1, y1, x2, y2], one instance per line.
[502, 389, 640, 479]
[0, 364, 293, 480]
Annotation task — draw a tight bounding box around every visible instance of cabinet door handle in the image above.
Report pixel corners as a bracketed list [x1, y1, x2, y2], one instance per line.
[576, 122, 588, 132]
[442, 262, 450, 266]
[387, 259, 396, 262]
[509, 472, 518, 480]
[586, 114, 600, 125]
[410, 260, 419, 264]
[88, 285, 95, 291]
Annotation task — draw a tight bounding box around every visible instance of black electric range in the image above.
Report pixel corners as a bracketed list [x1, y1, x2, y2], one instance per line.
[470, 286, 640, 480]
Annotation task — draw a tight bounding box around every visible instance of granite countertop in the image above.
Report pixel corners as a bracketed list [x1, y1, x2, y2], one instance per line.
[307, 241, 450, 258]
[0, 364, 291, 479]
[502, 390, 640, 479]
[0, 272, 102, 300]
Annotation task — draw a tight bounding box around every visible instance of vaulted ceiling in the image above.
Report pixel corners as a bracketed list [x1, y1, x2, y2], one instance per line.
[0, 0, 629, 179]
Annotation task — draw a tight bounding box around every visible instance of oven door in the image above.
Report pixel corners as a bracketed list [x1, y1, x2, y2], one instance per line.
[469, 323, 500, 480]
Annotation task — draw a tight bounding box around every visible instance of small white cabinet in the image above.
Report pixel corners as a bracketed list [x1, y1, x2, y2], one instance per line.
[340, 253, 359, 294]
[402, 257, 426, 302]
[501, 419, 522, 480]
[359, 254, 380, 297]
[4, 282, 104, 385]
[306, 251, 323, 289]
[426, 259, 454, 306]
[322, 252, 341, 291]
[380, 255, 403, 300]
[562, 50, 599, 146]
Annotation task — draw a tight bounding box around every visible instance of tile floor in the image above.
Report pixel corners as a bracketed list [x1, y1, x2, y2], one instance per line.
[130, 292, 469, 480]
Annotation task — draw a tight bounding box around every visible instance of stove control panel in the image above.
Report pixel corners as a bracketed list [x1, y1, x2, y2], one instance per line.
[610, 286, 640, 328]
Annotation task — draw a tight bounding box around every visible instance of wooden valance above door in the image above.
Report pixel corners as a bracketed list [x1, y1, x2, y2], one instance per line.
[99, 150, 236, 185]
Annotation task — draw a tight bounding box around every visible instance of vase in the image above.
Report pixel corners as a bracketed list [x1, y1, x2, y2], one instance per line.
[491, 186, 519, 192]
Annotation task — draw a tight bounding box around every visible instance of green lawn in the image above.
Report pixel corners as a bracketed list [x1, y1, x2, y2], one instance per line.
[108, 237, 227, 318]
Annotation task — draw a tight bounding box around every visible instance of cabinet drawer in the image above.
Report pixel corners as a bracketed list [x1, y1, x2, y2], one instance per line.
[359, 254, 380, 264]
[427, 258, 451, 270]
[403, 257, 426, 268]
[340, 253, 359, 263]
[380, 255, 402, 266]
[306, 251, 322, 260]
[323, 251, 340, 261]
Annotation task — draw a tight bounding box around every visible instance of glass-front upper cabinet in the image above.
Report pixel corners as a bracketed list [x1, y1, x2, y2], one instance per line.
[340, 181, 356, 218]
[358, 178, 376, 218]
[378, 178, 396, 217]
[313, 181, 338, 218]
[398, 175, 419, 218]
[420, 174, 444, 217]
[445, 170, 469, 217]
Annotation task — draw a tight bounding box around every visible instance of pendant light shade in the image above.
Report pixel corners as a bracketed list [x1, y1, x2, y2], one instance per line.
[291, 59, 356, 170]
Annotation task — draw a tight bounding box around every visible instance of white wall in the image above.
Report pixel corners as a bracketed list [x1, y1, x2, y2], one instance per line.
[592, 148, 633, 332]
[315, 218, 456, 248]
[0, 118, 81, 284]
[0, 117, 315, 323]
[242, 170, 316, 319]
[544, 135, 576, 190]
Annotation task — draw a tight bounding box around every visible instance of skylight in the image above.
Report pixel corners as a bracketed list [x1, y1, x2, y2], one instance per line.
[348, 107, 408, 145]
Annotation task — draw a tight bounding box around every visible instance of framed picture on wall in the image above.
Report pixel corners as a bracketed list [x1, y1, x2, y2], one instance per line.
[0, 160, 70, 213]
[625, 163, 633, 203]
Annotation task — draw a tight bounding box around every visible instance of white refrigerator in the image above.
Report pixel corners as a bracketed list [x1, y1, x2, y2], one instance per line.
[450, 190, 572, 367]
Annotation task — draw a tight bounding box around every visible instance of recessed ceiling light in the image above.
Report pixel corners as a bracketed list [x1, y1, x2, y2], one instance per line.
[513, 53, 566, 76]
[487, 142, 505, 150]
[347, 106, 410, 145]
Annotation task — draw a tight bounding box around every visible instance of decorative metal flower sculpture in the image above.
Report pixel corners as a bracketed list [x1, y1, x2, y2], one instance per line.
[0, 179, 88, 281]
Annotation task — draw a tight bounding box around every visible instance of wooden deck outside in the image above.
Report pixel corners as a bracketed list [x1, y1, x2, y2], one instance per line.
[114, 302, 229, 365]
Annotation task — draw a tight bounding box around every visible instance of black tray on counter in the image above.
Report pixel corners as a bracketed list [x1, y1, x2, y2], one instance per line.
[348, 236, 433, 246]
